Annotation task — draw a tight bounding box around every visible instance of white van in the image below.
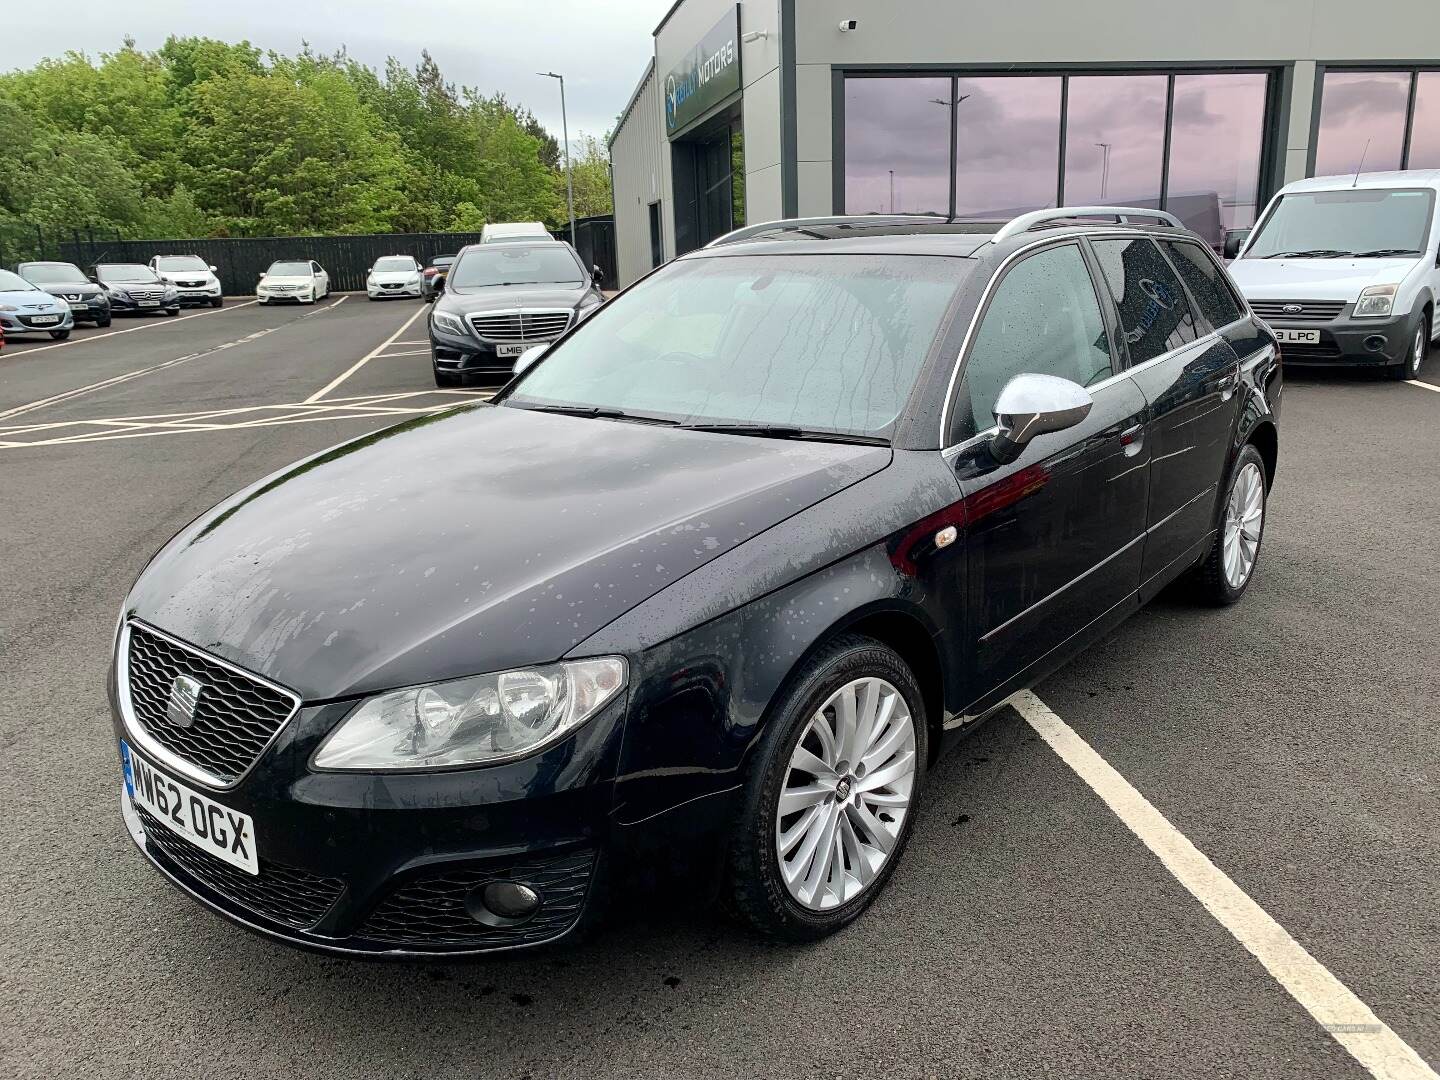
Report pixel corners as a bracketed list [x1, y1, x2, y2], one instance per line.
[1227, 170, 1439, 380]
[480, 222, 554, 244]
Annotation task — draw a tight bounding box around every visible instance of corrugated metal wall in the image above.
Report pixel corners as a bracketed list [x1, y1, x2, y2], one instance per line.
[609, 62, 667, 288]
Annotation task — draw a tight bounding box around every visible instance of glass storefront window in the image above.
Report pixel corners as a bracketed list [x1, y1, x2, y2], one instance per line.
[953, 77, 1062, 218]
[1062, 75, 1167, 207]
[844, 76, 952, 215]
[1167, 73, 1270, 245]
[1313, 71, 1410, 177]
[1410, 72, 1440, 171]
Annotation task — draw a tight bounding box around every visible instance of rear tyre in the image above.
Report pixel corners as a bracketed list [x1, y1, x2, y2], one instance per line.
[1194, 443, 1267, 606]
[49, 329, 71, 341]
[434, 369, 462, 388]
[724, 634, 927, 942]
[1388, 312, 1429, 381]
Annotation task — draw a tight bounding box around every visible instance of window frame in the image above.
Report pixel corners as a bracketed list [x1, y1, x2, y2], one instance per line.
[1155, 237, 1250, 332]
[1308, 63, 1440, 176]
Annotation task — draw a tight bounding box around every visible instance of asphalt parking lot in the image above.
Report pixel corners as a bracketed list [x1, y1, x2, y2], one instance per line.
[1, 297, 1437, 1079]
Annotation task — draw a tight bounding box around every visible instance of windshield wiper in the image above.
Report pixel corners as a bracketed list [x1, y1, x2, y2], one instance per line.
[521, 403, 678, 425]
[679, 423, 889, 446]
[1263, 249, 1353, 259]
[1352, 248, 1421, 258]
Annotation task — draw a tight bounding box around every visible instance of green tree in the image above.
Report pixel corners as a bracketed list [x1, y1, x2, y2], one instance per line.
[568, 133, 614, 219]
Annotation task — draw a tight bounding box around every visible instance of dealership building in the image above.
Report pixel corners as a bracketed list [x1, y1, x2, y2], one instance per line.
[607, 0, 1440, 286]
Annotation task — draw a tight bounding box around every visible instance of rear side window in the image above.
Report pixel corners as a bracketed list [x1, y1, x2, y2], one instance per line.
[1091, 238, 1199, 365]
[1161, 240, 1244, 328]
[952, 243, 1115, 441]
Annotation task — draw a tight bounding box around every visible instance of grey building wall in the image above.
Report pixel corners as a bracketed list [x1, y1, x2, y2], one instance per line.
[609, 61, 665, 289]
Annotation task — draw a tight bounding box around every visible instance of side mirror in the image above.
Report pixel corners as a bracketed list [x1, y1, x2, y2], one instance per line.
[592, 264, 604, 284]
[209, 265, 217, 273]
[1222, 228, 1251, 260]
[990, 373, 1093, 463]
[258, 272, 266, 280]
[511, 344, 548, 377]
[434, 274, 446, 293]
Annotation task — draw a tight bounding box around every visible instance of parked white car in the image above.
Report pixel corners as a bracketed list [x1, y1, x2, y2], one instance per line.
[149, 254, 224, 308]
[480, 222, 554, 244]
[1227, 170, 1440, 380]
[257, 260, 330, 305]
[365, 255, 423, 300]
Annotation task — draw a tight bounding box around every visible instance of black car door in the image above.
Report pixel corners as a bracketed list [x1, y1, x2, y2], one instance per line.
[946, 241, 1151, 703]
[1089, 236, 1243, 598]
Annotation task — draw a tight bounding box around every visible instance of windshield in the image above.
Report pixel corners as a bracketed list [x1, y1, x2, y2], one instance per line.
[267, 261, 313, 276]
[1244, 188, 1436, 258]
[155, 256, 208, 272]
[0, 268, 39, 292]
[373, 256, 418, 273]
[98, 265, 159, 283]
[506, 254, 967, 438]
[22, 263, 86, 284]
[449, 246, 583, 288]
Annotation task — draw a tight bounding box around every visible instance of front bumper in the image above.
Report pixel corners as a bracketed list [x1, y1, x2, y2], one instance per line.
[368, 282, 423, 299]
[1265, 306, 1419, 367]
[257, 289, 313, 304]
[171, 284, 222, 307]
[107, 293, 178, 313]
[111, 678, 625, 957]
[0, 309, 74, 334]
[429, 318, 570, 378]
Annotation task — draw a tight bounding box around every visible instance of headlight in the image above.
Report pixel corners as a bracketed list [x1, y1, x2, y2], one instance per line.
[432, 309, 467, 335]
[164, 287, 178, 300]
[0, 305, 15, 312]
[1355, 284, 1396, 318]
[408, 273, 422, 284]
[312, 657, 626, 770]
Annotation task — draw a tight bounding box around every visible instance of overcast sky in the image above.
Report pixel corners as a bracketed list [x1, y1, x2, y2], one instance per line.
[0, 0, 663, 142]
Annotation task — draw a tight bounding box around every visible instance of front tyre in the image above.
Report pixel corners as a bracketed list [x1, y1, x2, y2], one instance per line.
[1195, 443, 1267, 605]
[1388, 312, 1429, 381]
[725, 634, 928, 941]
[210, 297, 223, 309]
[49, 329, 71, 341]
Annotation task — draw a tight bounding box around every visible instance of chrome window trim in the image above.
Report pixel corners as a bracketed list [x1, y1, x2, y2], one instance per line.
[117, 619, 303, 792]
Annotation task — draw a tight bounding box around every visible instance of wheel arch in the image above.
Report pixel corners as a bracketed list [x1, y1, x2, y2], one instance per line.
[1244, 419, 1279, 489]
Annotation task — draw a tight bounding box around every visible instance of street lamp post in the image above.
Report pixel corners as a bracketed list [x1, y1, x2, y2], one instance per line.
[538, 71, 576, 245]
[1094, 142, 1112, 202]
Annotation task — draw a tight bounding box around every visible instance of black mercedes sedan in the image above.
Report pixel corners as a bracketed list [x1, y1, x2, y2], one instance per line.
[427, 241, 604, 385]
[94, 263, 180, 316]
[111, 209, 1280, 956]
[16, 260, 112, 326]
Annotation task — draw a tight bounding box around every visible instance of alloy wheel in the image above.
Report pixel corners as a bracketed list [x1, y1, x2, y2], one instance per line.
[1222, 462, 1264, 589]
[775, 677, 917, 911]
[1413, 323, 1426, 377]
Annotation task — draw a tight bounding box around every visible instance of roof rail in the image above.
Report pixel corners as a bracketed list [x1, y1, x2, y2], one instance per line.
[703, 215, 921, 249]
[991, 206, 1184, 244]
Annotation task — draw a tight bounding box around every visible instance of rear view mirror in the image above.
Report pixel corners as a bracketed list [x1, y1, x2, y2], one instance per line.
[258, 272, 266, 280]
[511, 344, 548, 378]
[990, 373, 1093, 463]
[1222, 228, 1251, 260]
[209, 265, 217, 273]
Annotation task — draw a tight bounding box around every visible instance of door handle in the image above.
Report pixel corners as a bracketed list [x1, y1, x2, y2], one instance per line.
[1118, 423, 1144, 457]
[1217, 371, 1240, 400]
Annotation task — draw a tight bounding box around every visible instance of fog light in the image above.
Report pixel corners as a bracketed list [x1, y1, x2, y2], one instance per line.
[1364, 335, 1388, 353]
[465, 880, 541, 925]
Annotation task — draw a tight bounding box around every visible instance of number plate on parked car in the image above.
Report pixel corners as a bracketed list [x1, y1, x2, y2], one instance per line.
[1275, 328, 1319, 344]
[121, 740, 259, 874]
[30, 315, 60, 325]
[138, 300, 160, 308]
[497, 342, 549, 357]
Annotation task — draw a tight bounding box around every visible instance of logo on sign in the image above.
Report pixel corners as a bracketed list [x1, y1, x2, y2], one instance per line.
[1281, 303, 1303, 315]
[166, 675, 205, 728]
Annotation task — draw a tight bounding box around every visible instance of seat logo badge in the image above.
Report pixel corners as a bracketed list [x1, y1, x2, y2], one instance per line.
[1282, 304, 1303, 315]
[166, 675, 205, 728]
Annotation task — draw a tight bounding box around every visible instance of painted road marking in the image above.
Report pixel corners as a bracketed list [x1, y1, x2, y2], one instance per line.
[1011, 690, 1437, 1080]
[375, 347, 432, 358]
[1409, 379, 1440, 394]
[305, 303, 428, 402]
[0, 299, 258, 357]
[0, 297, 346, 424]
[0, 389, 492, 448]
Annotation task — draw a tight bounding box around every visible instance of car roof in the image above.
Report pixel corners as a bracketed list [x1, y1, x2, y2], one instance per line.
[1280, 169, 1440, 194]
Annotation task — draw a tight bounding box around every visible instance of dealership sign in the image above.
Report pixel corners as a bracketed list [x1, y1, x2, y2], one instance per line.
[663, 8, 741, 138]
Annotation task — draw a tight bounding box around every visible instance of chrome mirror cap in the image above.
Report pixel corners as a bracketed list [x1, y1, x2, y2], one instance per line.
[511, 344, 549, 378]
[991, 372, 1093, 460]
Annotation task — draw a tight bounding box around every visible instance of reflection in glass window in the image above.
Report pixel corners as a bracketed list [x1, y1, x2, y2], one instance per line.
[845, 77, 952, 215]
[1314, 71, 1409, 177]
[953, 77, 1061, 218]
[1411, 73, 1440, 171]
[1091, 238, 1198, 365]
[1063, 76, 1167, 207]
[955, 245, 1114, 440]
[1167, 74, 1269, 247]
[1162, 241, 1244, 329]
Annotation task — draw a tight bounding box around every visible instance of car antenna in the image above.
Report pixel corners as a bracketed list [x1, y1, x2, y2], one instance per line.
[1352, 139, 1371, 188]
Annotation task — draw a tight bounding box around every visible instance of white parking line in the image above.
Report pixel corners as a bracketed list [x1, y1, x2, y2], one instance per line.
[305, 303, 428, 403]
[1408, 379, 1440, 394]
[1011, 690, 1437, 1080]
[1, 299, 258, 357]
[376, 348, 432, 358]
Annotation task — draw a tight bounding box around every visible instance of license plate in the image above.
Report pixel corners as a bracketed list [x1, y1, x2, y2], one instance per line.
[67, 302, 88, 310]
[30, 315, 60, 325]
[121, 740, 259, 875]
[497, 341, 550, 357]
[1276, 328, 1319, 344]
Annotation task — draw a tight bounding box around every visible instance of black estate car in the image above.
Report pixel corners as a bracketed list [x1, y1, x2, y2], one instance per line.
[112, 208, 1280, 955]
[16, 261, 112, 326]
[427, 241, 605, 385]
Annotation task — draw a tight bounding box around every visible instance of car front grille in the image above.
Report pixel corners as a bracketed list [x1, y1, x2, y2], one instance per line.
[1279, 341, 1345, 362]
[356, 849, 595, 949]
[124, 288, 164, 301]
[125, 623, 298, 786]
[468, 311, 572, 342]
[1250, 299, 1347, 322]
[176, 280, 206, 288]
[137, 807, 344, 929]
